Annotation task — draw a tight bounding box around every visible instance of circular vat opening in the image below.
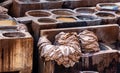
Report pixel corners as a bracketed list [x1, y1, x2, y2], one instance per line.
[56, 17, 76, 22]
[0, 14, 10, 20]
[97, 3, 119, 11]
[38, 18, 57, 23]
[75, 8, 96, 14]
[77, 15, 97, 21]
[26, 10, 51, 17]
[95, 12, 115, 18]
[100, 4, 118, 9]
[51, 9, 74, 16]
[3, 32, 25, 37]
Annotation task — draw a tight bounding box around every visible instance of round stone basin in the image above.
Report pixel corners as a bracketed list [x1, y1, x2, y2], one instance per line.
[95, 12, 115, 18]
[97, 3, 119, 11]
[38, 18, 57, 23]
[51, 9, 74, 16]
[77, 15, 98, 21]
[26, 10, 51, 17]
[56, 17, 76, 22]
[75, 7, 96, 14]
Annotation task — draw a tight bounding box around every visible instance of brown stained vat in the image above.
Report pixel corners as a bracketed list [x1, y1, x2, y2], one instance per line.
[51, 9, 74, 16]
[95, 12, 115, 18]
[38, 18, 57, 23]
[94, 11, 117, 24]
[75, 7, 96, 15]
[0, 30, 33, 73]
[56, 17, 76, 22]
[12, 0, 63, 17]
[3, 32, 25, 37]
[26, 10, 51, 17]
[40, 24, 119, 73]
